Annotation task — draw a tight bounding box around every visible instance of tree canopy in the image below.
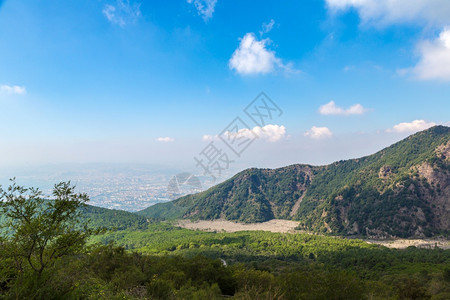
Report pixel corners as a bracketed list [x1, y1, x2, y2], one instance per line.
[0, 180, 98, 298]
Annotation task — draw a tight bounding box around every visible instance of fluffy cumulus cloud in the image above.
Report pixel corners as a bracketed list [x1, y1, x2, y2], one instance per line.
[318, 101, 367, 115]
[156, 137, 175, 142]
[187, 0, 217, 21]
[387, 120, 436, 133]
[103, 0, 141, 26]
[243, 124, 286, 142]
[205, 124, 286, 142]
[229, 33, 295, 75]
[304, 126, 333, 139]
[0, 84, 26, 95]
[325, 0, 450, 27]
[410, 28, 450, 81]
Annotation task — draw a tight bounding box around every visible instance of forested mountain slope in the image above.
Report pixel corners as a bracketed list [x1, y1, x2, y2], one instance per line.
[138, 126, 450, 238]
[1, 202, 148, 233]
[80, 204, 148, 230]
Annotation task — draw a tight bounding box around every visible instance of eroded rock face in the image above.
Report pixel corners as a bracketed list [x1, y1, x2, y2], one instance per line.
[415, 161, 450, 232]
[435, 140, 450, 161]
[417, 163, 439, 185]
[379, 165, 393, 179]
[406, 140, 450, 234]
[339, 141, 450, 238]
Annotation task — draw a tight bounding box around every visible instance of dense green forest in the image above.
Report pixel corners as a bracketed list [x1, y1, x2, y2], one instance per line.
[1, 180, 450, 299]
[80, 204, 149, 231]
[139, 126, 450, 238]
[0, 202, 147, 236]
[91, 223, 450, 279]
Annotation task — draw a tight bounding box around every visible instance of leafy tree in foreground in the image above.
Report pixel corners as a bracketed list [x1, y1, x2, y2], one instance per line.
[0, 179, 98, 298]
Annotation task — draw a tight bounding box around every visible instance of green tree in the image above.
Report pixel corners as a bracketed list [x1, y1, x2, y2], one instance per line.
[0, 179, 98, 297]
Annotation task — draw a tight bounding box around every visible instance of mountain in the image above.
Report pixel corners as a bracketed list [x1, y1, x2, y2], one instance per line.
[80, 204, 149, 230]
[1, 202, 148, 232]
[1, 203, 148, 237]
[138, 126, 450, 238]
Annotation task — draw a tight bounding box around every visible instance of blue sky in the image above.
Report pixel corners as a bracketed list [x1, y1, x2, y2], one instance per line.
[0, 0, 449, 175]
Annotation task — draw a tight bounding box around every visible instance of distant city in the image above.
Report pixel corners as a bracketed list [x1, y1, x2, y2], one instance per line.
[0, 164, 235, 212]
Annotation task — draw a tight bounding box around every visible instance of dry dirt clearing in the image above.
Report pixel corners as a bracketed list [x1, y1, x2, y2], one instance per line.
[176, 219, 450, 249]
[366, 238, 450, 250]
[176, 219, 300, 233]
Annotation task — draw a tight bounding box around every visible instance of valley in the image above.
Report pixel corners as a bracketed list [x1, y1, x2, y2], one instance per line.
[1, 127, 449, 298]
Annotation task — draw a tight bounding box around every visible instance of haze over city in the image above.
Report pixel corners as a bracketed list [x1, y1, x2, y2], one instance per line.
[1, 0, 449, 209]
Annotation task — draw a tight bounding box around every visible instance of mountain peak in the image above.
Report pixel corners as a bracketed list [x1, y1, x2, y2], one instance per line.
[139, 127, 450, 238]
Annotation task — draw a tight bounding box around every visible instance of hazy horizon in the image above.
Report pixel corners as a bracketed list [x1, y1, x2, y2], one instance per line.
[1, 0, 449, 192]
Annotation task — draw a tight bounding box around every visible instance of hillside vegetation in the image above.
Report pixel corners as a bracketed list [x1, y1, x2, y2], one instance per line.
[1, 202, 148, 234]
[1, 178, 449, 299]
[80, 204, 148, 230]
[89, 222, 450, 299]
[139, 126, 450, 238]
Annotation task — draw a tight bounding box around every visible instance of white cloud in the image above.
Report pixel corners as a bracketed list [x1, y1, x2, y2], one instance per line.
[229, 33, 296, 75]
[409, 28, 450, 81]
[202, 134, 217, 141]
[0, 85, 26, 95]
[205, 124, 287, 143]
[187, 0, 217, 21]
[326, 0, 450, 27]
[156, 137, 175, 142]
[326, 1, 450, 81]
[304, 126, 333, 139]
[259, 19, 275, 35]
[103, 0, 141, 27]
[343, 65, 355, 72]
[319, 101, 367, 116]
[386, 120, 436, 133]
[245, 124, 286, 142]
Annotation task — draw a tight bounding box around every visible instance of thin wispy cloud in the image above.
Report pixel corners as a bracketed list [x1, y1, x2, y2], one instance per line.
[187, 0, 217, 21]
[103, 0, 141, 27]
[326, 0, 450, 27]
[202, 134, 217, 142]
[319, 101, 367, 116]
[304, 126, 333, 139]
[259, 19, 275, 36]
[229, 33, 296, 75]
[343, 65, 355, 72]
[326, 1, 450, 82]
[156, 137, 175, 142]
[0, 84, 26, 95]
[386, 120, 436, 133]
